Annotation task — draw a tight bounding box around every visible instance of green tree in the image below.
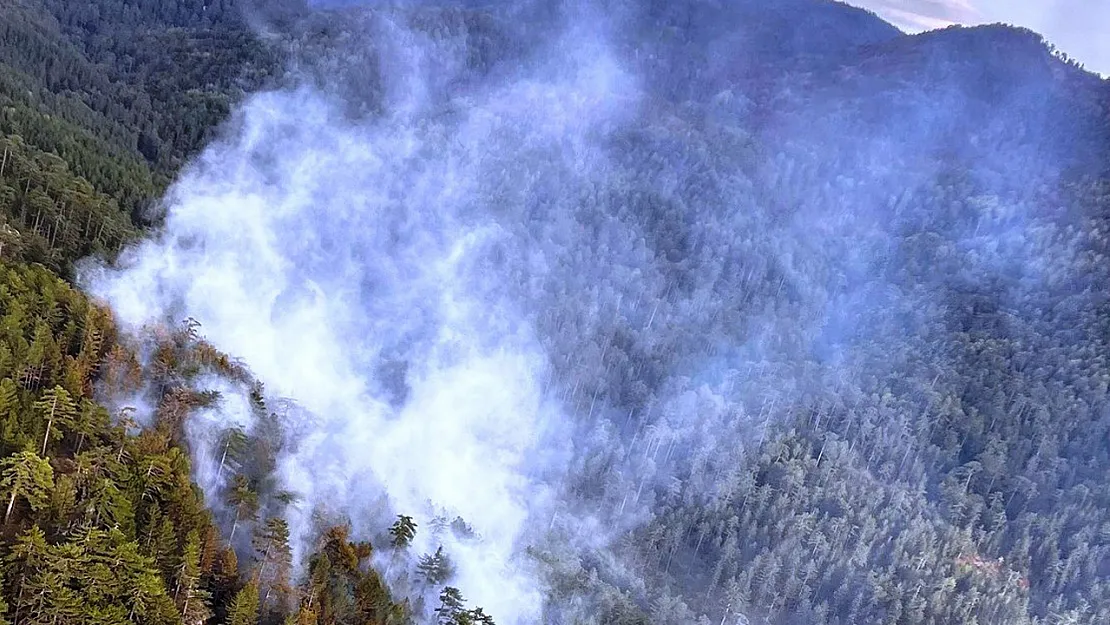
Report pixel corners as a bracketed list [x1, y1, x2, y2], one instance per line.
[435, 586, 467, 625]
[253, 517, 293, 611]
[417, 546, 456, 586]
[175, 529, 213, 625]
[389, 514, 418, 549]
[0, 378, 24, 452]
[0, 450, 53, 523]
[33, 385, 77, 455]
[228, 582, 260, 625]
[225, 473, 259, 541]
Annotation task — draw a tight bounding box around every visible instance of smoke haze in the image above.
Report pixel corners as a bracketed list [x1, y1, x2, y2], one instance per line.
[78, 1, 1109, 623]
[86, 5, 646, 622]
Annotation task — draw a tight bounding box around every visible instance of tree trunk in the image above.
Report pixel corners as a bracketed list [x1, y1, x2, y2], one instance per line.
[216, 439, 231, 481]
[41, 418, 52, 456]
[5, 488, 16, 523]
[42, 394, 57, 455]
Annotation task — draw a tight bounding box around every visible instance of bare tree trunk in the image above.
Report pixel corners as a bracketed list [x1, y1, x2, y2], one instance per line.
[41, 394, 57, 455]
[41, 418, 52, 456]
[5, 489, 16, 523]
[216, 439, 231, 481]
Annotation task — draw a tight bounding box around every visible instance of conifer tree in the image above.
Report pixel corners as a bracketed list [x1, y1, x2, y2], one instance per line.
[0, 378, 22, 452]
[435, 586, 466, 625]
[389, 514, 417, 549]
[253, 517, 293, 611]
[417, 546, 456, 586]
[175, 529, 213, 625]
[0, 450, 53, 523]
[33, 385, 77, 455]
[228, 582, 261, 625]
[225, 473, 259, 541]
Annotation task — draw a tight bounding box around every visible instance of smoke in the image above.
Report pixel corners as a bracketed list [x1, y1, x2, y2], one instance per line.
[84, 4, 648, 622]
[77, 0, 1100, 623]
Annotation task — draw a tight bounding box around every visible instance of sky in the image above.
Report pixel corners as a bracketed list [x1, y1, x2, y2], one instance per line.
[849, 0, 1110, 76]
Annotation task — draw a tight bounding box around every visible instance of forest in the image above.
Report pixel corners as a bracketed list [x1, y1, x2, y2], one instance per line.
[0, 0, 1109, 624]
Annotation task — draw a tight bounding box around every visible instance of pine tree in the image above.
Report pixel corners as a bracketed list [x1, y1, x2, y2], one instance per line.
[3, 526, 48, 622]
[71, 398, 108, 454]
[0, 378, 23, 453]
[215, 426, 248, 482]
[0, 450, 53, 523]
[417, 546, 456, 586]
[290, 605, 319, 625]
[389, 514, 417, 549]
[0, 567, 11, 625]
[225, 473, 259, 541]
[466, 607, 496, 625]
[253, 517, 293, 611]
[227, 582, 260, 625]
[175, 530, 213, 625]
[435, 587, 466, 625]
[210, 546, 241, 622]
[33, 385, 77, 455]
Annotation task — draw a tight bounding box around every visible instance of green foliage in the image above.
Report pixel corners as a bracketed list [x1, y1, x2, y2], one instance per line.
[300, 525, 408, 625]
[0, 5, 432, 625]
[253, 517, 294, 617]
[417, 546, 456, 587]
[434, 587, 496, 625]
[2, 526, 178, 624]
[33, 385, 77, 455]
[0, 134, 138, 276]
[0, 0, 281, 210]
[225, 473, 259, 542]
[0, 450, 53, 523]
[0, 3, 1107, 625]
[228, 582, 261, 625]
[0, 263, 248, 623]
[389, 514, 418, 549]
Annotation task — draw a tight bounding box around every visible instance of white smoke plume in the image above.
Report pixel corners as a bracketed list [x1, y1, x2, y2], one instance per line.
[77, 1, 1091, 623]
[84, 5, 643, 622]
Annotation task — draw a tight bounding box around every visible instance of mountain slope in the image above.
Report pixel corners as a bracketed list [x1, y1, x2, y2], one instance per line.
[1, 1, 1110, 625]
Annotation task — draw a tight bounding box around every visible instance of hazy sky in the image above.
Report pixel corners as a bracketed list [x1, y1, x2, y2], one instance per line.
[849, 0, 1110, 76]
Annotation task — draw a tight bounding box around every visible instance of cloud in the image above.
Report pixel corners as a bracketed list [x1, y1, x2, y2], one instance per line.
[849, 0, 977, 31]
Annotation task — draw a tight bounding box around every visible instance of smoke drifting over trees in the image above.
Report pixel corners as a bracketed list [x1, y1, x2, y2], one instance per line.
[73, 1, 1110, 624]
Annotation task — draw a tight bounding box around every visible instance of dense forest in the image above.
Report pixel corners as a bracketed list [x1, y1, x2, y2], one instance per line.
[1, 0, 1110, 624]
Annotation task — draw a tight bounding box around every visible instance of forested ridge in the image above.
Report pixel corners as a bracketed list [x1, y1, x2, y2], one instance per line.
[1, 1, 1110, 625]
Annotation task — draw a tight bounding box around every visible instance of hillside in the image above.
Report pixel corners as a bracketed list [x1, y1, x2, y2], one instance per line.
[0, 1, 1109, 625]
[0, 0, 279, 226]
